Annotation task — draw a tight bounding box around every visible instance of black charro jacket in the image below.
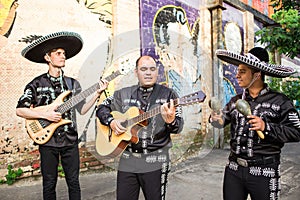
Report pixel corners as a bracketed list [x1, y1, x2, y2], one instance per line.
[211, 85, 300, 158]
[96, 83, 184, 152]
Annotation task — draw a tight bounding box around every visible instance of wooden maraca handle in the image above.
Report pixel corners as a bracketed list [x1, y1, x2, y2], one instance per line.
[218, 118, 224, 124]
[256, 130, 265, 139]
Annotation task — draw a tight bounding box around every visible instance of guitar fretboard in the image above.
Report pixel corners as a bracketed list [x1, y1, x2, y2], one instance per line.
[57, 70, 121, 113]
[122, 90, 206, 127]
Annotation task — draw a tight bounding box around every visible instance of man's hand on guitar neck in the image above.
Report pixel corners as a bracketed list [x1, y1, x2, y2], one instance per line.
[161, 99, 176, 124]
[109, 119, 127, 136]
[96, 80, 109, 96]
[81, 80, 109, 115]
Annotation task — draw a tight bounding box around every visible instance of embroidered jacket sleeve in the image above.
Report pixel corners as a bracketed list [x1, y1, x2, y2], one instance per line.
[17, 74, 47, 108]
[263, 96, 300, 143]
[96, 89, 123, 126]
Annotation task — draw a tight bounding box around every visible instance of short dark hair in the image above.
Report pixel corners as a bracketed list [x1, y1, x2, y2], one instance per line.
[135, 55, 156, 69]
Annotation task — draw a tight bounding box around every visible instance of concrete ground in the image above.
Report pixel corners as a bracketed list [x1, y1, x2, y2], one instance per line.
[1, 143, 300, 200]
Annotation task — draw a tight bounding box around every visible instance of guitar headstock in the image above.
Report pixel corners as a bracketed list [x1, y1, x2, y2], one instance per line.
[177, 90, 206, 106]
[118, 58, 135, 75]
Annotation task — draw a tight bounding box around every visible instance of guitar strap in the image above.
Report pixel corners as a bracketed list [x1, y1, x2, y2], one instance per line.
[64, 76, 74, 91]
[148, 84, 162, 108]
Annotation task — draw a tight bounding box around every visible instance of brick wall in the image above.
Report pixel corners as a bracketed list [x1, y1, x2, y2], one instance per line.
[0, 147, 114, 181]
[0, 0, 113, 180]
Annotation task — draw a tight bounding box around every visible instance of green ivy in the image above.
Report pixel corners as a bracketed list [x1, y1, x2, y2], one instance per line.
[58, 164, 65, 177]
[256, 9, 300, 59]
[0, 165, 23, 185]
[267, 76, 300, 109]
[255, 0, 300, 59]
[270, 0, 300, 11]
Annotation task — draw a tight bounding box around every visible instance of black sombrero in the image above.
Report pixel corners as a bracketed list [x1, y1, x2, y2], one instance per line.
[216, 47, 296, 78]
[21, 31, 83, 63]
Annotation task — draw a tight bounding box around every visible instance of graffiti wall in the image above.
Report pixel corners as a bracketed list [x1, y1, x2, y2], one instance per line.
[138, 0, 210, 161]
[140, 0, 202, 94]
[219, 3, 245, 104]
[220, 1, 274, 105]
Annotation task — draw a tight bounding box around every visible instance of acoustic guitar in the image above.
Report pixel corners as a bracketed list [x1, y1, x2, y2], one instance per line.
[25, 67, 131, 144]
[96, 90, 206, 158]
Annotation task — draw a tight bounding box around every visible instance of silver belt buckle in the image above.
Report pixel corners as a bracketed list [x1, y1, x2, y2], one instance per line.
[237, 157, 248, 167]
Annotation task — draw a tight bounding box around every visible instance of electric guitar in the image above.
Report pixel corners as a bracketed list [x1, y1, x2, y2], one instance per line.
[96, 90, 206, 158]
[25, 67, 131, 144]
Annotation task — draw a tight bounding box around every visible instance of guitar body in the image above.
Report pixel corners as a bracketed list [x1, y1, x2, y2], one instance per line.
[25, 91, 72, 144]
[23, 68, 134, 144]
[95, 90, 206, 158]
[96, 107, 142, 158]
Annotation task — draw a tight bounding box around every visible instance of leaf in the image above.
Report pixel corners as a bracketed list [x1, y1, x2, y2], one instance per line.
[255, 8, 300, 59]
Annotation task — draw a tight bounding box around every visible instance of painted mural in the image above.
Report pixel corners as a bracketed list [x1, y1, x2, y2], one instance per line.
[0, 0, 18, 38]
[137, 0, 212, 162]
[220, 3, 245, 104]
[220, 1, 272, 105]
[140, 1, 202, 95]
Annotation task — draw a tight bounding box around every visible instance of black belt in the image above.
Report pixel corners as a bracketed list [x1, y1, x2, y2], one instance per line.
[229, 154, 280, 167]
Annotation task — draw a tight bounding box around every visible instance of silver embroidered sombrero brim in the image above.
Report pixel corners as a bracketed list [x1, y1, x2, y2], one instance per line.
[216, 49, 296, 78]
[21, 31, 83, 63]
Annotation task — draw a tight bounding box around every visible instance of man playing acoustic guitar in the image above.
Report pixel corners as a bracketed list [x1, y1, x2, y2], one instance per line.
[96, 55, 184, 200]
[16, 31, 108, 200]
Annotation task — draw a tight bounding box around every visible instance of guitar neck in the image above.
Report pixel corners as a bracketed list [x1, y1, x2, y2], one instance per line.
[126, 99, 179, 127]
[57, 70, 121, 113]
[122, 90, 206, 127]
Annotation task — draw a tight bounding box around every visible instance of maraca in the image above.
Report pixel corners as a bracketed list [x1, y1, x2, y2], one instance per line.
[209, 97, 224, 124]
[235, 99, 265, 139]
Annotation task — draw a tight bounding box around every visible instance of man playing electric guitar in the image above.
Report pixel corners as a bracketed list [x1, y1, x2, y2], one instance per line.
[16, 31, 108, 200]
[96, 55, 184, 200]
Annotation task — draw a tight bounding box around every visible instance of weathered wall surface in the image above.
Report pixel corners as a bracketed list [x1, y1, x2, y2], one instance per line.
[0, 0, 298, 181]
[0, 0, 113, 179]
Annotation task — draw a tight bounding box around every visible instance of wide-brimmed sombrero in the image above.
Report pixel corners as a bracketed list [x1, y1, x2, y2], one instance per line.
[21, 31, 83, 63]
[216, 47, 296, 78]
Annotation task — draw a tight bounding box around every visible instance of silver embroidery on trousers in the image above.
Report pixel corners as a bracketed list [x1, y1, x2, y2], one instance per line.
[269, 178, 279, 200]
[145, 155, 157, 163]
[228, 161, 238, 171]
[145, 154, 167, 163]
[263, 167, 275, 178]
[249, 166, 262, 176]
[249, 166, 275, 177]
[161, 162, 170, 200]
